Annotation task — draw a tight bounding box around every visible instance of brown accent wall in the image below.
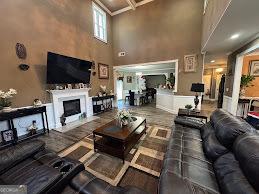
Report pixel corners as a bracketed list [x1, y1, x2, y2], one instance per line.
[242, 55, 259, 97]
[0, 0, 114, 107]
[112, 0, 204, 96]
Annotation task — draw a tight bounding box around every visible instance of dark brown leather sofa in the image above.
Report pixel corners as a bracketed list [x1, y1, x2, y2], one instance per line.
[159, 109, 259, 194]
[0, 139, 147, 194]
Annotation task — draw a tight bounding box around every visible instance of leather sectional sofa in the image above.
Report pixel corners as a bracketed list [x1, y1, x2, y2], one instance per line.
[1, 109, 259, 194]
[0, 139, 147, 194]
[159, 109, 259, 194]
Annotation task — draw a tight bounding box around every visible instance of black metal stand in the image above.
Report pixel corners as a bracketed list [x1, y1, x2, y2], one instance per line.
[92, 95, 114, 114]
[0, 106, 49, 149]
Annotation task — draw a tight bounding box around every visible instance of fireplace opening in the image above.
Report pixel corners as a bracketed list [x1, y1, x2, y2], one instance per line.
[63, 99, 81, 117]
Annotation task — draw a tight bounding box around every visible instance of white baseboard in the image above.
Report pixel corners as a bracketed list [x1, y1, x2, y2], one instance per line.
[156, 105, 177, 114]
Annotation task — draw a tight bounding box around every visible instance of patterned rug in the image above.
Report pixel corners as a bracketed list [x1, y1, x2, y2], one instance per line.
[58, 125, 171, 191]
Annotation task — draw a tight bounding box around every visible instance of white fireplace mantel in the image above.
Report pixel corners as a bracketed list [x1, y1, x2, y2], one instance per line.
[50, 88, 93, 129]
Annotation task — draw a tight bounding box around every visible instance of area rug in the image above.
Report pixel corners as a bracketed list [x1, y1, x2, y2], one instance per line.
[58, 125, 171, 192]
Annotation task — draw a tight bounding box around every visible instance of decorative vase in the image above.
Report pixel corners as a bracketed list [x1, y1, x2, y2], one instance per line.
[2, 106, 12, 112]
[240, 87, 246, 98]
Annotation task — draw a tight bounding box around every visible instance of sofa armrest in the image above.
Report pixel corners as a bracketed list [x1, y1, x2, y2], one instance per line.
[175, 116, 205, 129]
[0, 139, 45, 174]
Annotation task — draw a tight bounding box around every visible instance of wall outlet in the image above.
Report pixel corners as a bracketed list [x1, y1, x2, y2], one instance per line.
[118, 52, 126, 57]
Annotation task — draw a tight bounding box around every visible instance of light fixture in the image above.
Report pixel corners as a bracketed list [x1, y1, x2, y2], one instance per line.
[216, 68, 224, 73]
[210, 60, 215, 63]
[136, 72, 142, 76]
[230, 34, 240, 40]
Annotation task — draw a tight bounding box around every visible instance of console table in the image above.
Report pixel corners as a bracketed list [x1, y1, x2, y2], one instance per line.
[92, 95, 114, 114]
[0, 106, 49, 149]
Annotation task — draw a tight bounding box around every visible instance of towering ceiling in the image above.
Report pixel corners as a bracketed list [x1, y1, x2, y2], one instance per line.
[96, 0, 154, 16]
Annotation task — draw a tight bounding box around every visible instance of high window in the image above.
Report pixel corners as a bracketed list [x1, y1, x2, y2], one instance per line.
[93, 2, 107, 43]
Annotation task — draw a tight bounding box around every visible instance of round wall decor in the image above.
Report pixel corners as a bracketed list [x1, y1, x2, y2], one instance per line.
[15, 43, 27, 59]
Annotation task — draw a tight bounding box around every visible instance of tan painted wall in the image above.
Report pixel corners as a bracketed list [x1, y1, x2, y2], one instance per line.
[242, 55, 259, 97]
[225, 38, 259, 97]
[202, 0, 231, 48]
[112, 0, 204, 96]
[0, 0, 114, 107]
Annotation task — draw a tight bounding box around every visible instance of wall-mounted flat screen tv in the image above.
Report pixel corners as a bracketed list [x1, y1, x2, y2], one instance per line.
[47, 52, 92, 84]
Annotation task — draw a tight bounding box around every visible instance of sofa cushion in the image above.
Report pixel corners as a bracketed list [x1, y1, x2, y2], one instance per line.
[203, 132, 229, 162]
[0, 139, 45, 175]
[200, 121, 214, 141]
[0, 158, 61, 194]
[214, 153, 257, 194]
[210, 109, 255, 149]
[159, 171, 217, 194]
[70, 171, 147, 194]
[233, 132, 259, 192]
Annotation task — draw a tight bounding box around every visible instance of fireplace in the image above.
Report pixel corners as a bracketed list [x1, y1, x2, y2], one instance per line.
[63, 99, 81, 117]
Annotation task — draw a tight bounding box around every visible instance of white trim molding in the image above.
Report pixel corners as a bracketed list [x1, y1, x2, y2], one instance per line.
[156, 94, 201, 114]
[223, 95, 232, 113]
[95, 0, 155, 16]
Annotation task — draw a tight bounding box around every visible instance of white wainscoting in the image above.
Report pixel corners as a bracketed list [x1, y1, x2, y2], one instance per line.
[0, 103, 55, 138]
[0, 93, 94, 137]
[223, 95, 232, 114]
[156, 93, 201, 114]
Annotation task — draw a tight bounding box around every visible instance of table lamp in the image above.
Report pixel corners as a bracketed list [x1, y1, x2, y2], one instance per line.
[191, 83, 204, 112]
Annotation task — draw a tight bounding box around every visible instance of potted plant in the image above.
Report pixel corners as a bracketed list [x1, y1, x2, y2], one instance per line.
[0, 89, 17, 112]
[117, 109, 132, 126]
[240, 74, 255, 97]
[185, 104, 193, 114]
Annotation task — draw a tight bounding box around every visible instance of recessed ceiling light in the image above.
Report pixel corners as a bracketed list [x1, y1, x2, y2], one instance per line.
[211, 60, 215, 63]
[230, 34, 240, 40]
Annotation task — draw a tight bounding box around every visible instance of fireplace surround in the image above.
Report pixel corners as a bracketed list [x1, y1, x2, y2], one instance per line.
[50, 88, 93, 130]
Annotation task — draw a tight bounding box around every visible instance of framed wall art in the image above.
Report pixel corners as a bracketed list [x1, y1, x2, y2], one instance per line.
[184, 54, 197, 72]
[127, 76, 133, 83]
[1, 129, 15, 144]
[98, 63, 109, 79]
[250, 60, 259, 76]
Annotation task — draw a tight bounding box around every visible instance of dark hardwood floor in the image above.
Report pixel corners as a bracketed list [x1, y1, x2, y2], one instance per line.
[38, 103, 175, 153]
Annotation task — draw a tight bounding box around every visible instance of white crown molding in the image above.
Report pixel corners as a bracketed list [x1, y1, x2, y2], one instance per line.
[95, 0, 155, 17]
[136, 0, 154, 7]
[111, 6, 132, 16]
[112, 0, 155, 16]
[94, 0, 112, 16]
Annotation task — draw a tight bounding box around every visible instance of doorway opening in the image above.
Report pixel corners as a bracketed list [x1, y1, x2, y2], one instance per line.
[113, 60, 178, 109]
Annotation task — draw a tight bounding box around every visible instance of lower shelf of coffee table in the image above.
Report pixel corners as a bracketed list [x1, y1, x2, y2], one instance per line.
[94, 125, 146, 161]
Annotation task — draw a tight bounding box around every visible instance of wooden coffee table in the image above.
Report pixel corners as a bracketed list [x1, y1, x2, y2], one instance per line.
[178, 108, 208, 122]
[93, 116, 147, 163]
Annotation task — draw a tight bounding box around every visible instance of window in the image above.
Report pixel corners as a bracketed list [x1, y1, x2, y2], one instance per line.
[203, 0, 209, 14]
[93, 2, 107, 43]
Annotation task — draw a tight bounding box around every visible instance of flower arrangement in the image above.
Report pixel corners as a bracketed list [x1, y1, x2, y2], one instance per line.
[117, 109, 132, 126]
[0, 89, 17, 111]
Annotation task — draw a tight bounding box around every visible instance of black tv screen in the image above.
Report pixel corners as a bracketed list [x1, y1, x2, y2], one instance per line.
[47, 52, 92, 84]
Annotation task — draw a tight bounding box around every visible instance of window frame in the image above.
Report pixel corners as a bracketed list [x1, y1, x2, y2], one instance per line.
[92, 2, 107, 43]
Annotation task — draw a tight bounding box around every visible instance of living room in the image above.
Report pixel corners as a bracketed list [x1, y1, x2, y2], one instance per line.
[0, 0, 259, 194]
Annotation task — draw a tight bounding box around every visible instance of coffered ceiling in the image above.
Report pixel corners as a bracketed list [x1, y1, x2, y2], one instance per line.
[95, 0, 154, 16]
